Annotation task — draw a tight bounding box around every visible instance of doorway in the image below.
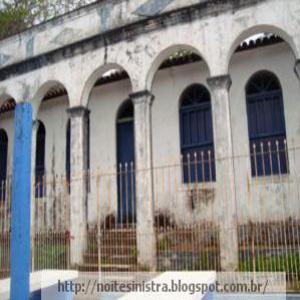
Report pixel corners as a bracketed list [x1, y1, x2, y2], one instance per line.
[116, 100, 136, 224]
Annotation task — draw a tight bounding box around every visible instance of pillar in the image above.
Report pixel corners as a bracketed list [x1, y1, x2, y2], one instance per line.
[207, 75, 238, 271]
[10, 103, 33, 300]
[67, 106, 89, 266]
[130, 90, 156, 270]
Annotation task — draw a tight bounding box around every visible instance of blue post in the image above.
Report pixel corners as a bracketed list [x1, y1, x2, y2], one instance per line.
[10, 103, 32, 300]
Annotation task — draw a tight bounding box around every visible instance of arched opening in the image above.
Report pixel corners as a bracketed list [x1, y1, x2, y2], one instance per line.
[228, 28, 296, 178]
[30, 82, 71, 269]
[33, 81, 70, 191]
[0, 98, 16, 203]
[35, 120, 46, 198]
[227, 25, 297, 72]
[85, 65, 133, 224]
[246, 70, 288, 176]
[82, 64, 132, 108]
[148, 45, 209, 91]
[0, 129, 8, 201]
[179, 84, 215, 183]
[85, 66, 132, 168]
[228, 29, 297, 77]
[150, 46, 211, 175]
[116, 100, 136, 224]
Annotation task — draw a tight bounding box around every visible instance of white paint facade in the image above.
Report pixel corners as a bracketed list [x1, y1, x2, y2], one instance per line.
[1, 41, 299, 220]
[1, 0, 300, 270]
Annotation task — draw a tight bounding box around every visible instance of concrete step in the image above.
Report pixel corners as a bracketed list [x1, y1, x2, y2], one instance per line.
[82, 228, 138, 273]
[87, 229, 137, 240]
[78, 263, 99, 272]
[86, 235, 137, 248]
[86, 244, 137, 256]
[84, 253, 137, 265]
[78, 263, 136, 272]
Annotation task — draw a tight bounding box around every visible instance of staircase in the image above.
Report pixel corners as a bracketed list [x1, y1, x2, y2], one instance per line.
[79, 227, 137, 272]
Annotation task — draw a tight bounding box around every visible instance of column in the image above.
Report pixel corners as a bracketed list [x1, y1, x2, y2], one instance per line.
[207, 75, 238, 271]
[10, 103, 33, 300]
[130, 90, 156, 270]
[67, 106, 89, 266]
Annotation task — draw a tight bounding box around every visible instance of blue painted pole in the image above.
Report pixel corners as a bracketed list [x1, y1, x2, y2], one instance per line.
[10, 103, 32, 300]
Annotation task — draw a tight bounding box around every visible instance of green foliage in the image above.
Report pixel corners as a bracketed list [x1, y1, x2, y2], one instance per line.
[239, 251, 300, 272]
[34, 243, 68, 269]
[131, 245, 138, 258]
[0, 1, 29, 39]
[0, 0, 96, 40]
[157, 236, 172, 251]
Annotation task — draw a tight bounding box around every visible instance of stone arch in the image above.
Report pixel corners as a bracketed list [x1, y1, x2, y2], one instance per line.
[31, 80, 70, 120]
[226, 24, 298, 73]
[145, 44, 211, 91]
[80, 63, 134, 108]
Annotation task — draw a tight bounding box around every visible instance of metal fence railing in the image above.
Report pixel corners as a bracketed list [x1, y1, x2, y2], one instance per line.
[0, 140, 300, 291]
[0, 177, 11, 279]
[31, 175, 71, 273]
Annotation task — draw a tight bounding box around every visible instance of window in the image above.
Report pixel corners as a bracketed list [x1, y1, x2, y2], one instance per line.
[0, 129, 8, 200]
[35, 121, 46, 197]
[180, 84, 215, 183]
[66, 119, 71, 193]
[246, 71, 288, 176]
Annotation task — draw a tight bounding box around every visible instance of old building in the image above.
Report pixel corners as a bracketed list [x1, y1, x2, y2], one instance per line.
[0, 0, 300, 284]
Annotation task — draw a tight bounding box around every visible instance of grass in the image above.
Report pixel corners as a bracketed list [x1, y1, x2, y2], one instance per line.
[33, 243, 69, 270]
[239, 251, 300, 272]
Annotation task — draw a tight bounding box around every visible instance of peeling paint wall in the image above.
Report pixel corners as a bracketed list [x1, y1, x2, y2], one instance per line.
[0, 0, 299, 106]
[1, 42, 299, 226]
[0, 0, 212, 68]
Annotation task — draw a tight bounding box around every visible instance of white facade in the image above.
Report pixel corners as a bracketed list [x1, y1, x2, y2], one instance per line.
[1, 41, 300, 223]
[1, 0, 300, 270]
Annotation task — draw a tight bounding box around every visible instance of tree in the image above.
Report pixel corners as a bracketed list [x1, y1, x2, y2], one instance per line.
[0, 1, 29, 39]
[0, 0, 96, 40]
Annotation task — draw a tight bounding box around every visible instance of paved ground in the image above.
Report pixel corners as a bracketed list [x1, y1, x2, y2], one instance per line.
[86, 293, 300, 299]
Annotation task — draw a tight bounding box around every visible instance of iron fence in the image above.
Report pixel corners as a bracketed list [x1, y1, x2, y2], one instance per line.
[0, 140, 300, 291]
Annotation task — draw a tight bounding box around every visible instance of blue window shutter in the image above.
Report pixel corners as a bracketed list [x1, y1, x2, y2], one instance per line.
[87, 115, 90, 171]
[86, 115, 90, 193]
[179, 84, 215, 183]
[66, 120, 71, 193]
[35, 121, 46, 197]
[246, 71, 288, 176]
[0, 129, 8, 200]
